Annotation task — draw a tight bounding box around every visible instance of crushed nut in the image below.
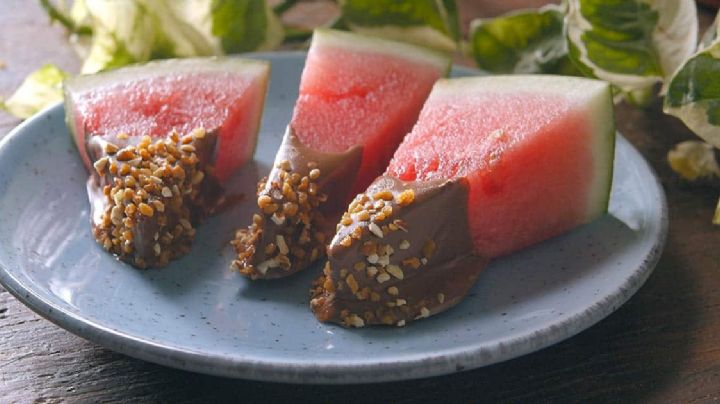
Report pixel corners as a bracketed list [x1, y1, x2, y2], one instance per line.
[232, 160, 327, 278]
[386, 264, 404, 280]
[368, 222, 384, 238]
[396, 189, 415, 206]
[92, 129, 208, 268]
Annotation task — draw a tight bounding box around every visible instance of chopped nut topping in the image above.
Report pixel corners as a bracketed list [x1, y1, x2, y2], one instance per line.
[92, 130, 208, 268]
[376, 272, 391, 283]
[402, 257, 421, 269]
[257, 195, 273, 209]
[386, 265, 404, 280]
[373, 190, 393, 201]
[340, 236, 353, 247]
[438, 293, 445, 304]
[232, 159, 328, 278]
[94, 157, 109, 175]
[368, 222, 384, 238]
[346, 274, 359, 294]
[367, 254, 379, 264]
[387, 286, 399, 296]
[356, 210, 370, 221]
[104, 142, 119, 154]
[276, 235, 289, 255]
[396, 189, 415, 206]
[399, 240, 410, 250]
[138, 203, 154, 217]
[346, 314, 365, 328]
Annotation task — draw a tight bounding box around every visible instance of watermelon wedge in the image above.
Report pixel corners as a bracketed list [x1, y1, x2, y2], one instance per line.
[64, 57, 270, 268]
[232, 29, 449, 280]
[65, 57, 269, 183]
[311, 75, 615, 327]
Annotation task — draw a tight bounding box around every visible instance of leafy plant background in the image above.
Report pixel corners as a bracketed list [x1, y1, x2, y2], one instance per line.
[3, 0, 720, 222]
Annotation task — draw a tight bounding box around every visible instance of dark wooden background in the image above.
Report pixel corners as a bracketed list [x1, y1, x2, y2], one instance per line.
[1, 1, 719, 402]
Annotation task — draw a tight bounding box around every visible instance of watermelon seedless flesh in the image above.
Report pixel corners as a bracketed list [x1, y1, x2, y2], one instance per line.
[231, 29, 450, 280]
[389, 75, 615, 257]
[64, 57, 270, 268]
[311, 75, 615, 327]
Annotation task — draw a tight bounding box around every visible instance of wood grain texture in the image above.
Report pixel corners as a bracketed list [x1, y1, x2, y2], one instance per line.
[1, 1, 720, 402]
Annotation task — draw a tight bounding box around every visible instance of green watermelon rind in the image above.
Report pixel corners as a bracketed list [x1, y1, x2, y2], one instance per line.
[431, 75, 616, 221]
[64, 56, 270, 171]
[312, 29, 451, 76]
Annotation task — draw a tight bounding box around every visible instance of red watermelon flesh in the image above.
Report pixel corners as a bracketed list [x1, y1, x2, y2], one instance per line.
[386, 75, 615, 258]
[65, 58, 269, 183]
[291, 29, 450, 194]
[231, 30, 450, 280]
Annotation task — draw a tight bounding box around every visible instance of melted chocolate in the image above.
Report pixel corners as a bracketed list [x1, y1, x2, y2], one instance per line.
[310, 176, 487, 327]
[232, 126, 363, 279]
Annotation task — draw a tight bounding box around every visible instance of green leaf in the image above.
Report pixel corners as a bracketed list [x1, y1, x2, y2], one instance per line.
[667, 140, 720, 181]
[211, 0, 283, 53]
[39, 0, 93, 35]
[337, 0, 459, 52]
[469, 5, 580, 75]
[80, 0, 149, 73]
[78, 0, 282, 74]
[1, 64, 69, 119]
[664, 41, 720, 148]
[566, 0, 698, 94]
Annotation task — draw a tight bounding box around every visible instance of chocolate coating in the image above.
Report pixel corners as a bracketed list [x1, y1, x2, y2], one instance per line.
[87, 130, 221, 268]
[310, 176, 487, 327]
[232, 126, 363, 279]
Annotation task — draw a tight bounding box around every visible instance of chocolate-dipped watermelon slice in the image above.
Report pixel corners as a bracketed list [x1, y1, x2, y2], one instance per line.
[65, 57, 269, 268]
[311, 75, 616, 327]
[232, 29, 450, 279]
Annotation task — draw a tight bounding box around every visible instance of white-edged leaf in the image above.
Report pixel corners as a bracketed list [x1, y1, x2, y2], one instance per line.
[209, 0, 284, 53]
[469, 5, 579, 75]
[664, 38, 720, 149]
[566, 0, 698, 94]
[79, 0, 282, 74]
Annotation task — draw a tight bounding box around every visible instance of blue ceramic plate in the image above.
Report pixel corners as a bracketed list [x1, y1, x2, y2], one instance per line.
[0, 53, 667, 384]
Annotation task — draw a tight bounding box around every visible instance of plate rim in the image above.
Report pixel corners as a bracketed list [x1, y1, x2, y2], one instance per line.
[0, 54, 669, 384]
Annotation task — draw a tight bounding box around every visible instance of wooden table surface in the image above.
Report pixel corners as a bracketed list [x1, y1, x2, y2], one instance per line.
[2, 1, 719, 402]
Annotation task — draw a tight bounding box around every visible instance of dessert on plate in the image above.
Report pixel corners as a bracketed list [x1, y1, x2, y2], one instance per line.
[231, 29, 450, 279]
[311, 75, 616, 327]
[64, 57, 269, 268]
